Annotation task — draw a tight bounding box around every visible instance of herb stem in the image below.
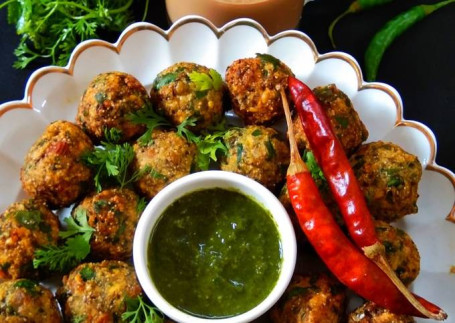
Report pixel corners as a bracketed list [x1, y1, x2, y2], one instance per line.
[45, 1, 93, 13]
[141, 0, 150, 21]
[0, 0, 16, 9]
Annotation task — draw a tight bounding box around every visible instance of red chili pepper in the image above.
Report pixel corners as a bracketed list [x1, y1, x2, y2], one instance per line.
[280, 87, 446, 320]
[288, 76, 378, 249]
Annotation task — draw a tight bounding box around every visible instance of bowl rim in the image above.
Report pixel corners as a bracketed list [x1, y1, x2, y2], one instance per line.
[133, 170, 297, 323]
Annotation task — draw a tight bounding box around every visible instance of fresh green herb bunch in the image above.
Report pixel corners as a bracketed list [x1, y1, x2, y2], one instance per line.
[1, 0, 149, 68]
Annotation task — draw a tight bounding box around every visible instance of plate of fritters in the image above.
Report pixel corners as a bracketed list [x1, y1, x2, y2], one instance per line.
[0, 16, 454, 323]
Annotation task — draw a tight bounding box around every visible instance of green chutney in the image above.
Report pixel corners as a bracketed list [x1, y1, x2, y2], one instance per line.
[148, 188, 283, 318]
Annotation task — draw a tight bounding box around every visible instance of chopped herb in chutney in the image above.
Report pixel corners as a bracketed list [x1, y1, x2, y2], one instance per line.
[148, 188, 282, 318]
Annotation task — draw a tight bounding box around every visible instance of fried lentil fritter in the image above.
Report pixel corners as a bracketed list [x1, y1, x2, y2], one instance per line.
[221, 125, 290, 191]
[76, 71, 151, 143]
[0, 199, 59, 280]
[151, 62, 224, 131]
[348, 301, 415, 323]
[349, 141, 422, 222]
[57, 260, 142, 323]
[292, 84, 368, 156]
[20, 120, 94, 208]
[225, 54, 294, 125]
[270, 273, 346, 323]
[375, 220, 420, 286]
[73, 188, 142, 261]
[132, 129, 196, 199]
[0, 279, 62, 322]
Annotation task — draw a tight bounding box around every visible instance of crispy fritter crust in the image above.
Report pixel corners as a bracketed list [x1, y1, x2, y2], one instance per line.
[270, 273, 346, 323]
[151, 62, 224, 131]
[57, 260, 142, 323]
[375, 220, 420, 286]
[0, 279, 62, 322]
[20, 120, 94, 208]
[132, 130, 196, 199]
[349, 141, 422, 222]
[0, 199, 59, 280]
[221, 125, 290, 191]
[73, 188, 141, 261]
[76, 71, 150, 142]
[225, 56, 293, 125]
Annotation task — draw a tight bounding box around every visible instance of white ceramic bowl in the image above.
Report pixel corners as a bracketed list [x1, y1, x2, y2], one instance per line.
[133, 170, 297, 323]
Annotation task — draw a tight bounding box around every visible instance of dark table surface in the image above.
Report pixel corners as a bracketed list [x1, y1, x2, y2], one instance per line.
[1, 0, 454, 171]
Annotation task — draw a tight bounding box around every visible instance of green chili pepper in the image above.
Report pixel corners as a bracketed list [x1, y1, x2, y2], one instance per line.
[365, 0, 455, 81]
[329, 0, 394, 48]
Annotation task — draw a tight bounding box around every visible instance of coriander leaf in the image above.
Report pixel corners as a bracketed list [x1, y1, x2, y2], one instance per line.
[60, 209, 94, 241]
[303, 150, 327, 190]
[33, 235, 91, 272]
[265, 140, 276, 160]
[188, 69, 223, 92]
[128, 105, 171, 146]
[122, 296, 164, 323]
[256, 53, 281, 69]
[33, 208, 94, 272]
[80, 266, 96, 281]
[209, 69, 223, 90]
[334, 115, 349, 129]
[153, 72, 178, 90]
[176, 117, 199, 143]
[104, 127, 123, 143]
[82, 141, 136, 191]
[137, 197, 147, 214]
[13, 279, 40, 296]
[14, 210, 42, 230]
[236, 143, 243, 165]
[194, 131, 229, 170]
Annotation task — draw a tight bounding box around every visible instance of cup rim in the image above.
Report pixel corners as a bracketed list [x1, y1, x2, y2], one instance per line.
[133, 170, 297, 323]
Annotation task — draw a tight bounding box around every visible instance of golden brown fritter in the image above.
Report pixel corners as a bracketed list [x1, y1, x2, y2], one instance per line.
[20, 120, 94, 208]
[349, 141, 422, 222]
[57, 260, 142, 323]
[270, 273, 346, 323]
[0, 199, 59, 280]
[348, 301, 415, 323]
[375, 220, 420, 286]
[225, 54, 294, 125]
[76, 71, 151, 143]
[0, 279, 62, 322]
[221, 125, 290, 191]
[151, 62, 224, 131]
[132, 129, 196, 199]
[73, 188, 142, 261]
[292, 84, 368, 156]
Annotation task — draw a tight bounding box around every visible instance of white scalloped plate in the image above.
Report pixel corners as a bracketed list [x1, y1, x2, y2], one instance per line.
[0, 16, 454, 322]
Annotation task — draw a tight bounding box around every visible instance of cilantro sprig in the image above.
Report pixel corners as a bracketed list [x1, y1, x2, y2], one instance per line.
[122, 296, 164, 323]
[176, 117, 199, 143]
[33, 209, 94, 272]
[82, 128, 153, 192]
[128, 105, 171, 146]
[1, 0, 150, 69]
[195, 131, 229, 170]
[83, 141, 136, 192]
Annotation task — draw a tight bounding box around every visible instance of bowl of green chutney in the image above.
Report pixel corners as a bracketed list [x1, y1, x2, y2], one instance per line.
[133, 170, 297, 323]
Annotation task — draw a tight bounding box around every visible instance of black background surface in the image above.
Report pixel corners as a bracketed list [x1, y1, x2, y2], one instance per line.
[1, 0, 454, 171]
